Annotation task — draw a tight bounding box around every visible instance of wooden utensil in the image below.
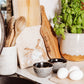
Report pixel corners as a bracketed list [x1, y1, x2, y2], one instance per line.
[40, 6, 61, 59]
[11, 16, 26, 46]
[5, 16, 15, 47]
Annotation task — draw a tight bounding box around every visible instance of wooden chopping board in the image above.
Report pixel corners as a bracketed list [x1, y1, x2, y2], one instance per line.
[40, 6, 61, 59]
[12, 0, 41, 27]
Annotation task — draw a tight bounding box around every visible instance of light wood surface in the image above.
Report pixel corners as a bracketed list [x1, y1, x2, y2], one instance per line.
[12, 0, 41, 27]
[61, 53, 84, 61]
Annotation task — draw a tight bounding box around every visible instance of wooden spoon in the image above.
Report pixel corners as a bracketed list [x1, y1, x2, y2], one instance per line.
[11, 16, 26, 46]
[5, 16, 15, 47]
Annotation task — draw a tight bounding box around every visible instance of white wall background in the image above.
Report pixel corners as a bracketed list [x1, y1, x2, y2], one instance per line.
[40, 0, 61, 20]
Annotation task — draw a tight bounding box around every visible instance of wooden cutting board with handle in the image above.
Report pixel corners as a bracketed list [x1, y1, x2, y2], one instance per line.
[40, 6, 61, 59]
[12, 0, 41, 27]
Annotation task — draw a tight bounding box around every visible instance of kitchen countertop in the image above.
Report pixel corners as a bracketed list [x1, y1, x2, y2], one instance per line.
[17, 61, 84, 84]
[0, 73, 40, 84]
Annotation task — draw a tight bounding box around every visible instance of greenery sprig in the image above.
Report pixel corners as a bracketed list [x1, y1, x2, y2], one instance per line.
[53, 0, 84, 39]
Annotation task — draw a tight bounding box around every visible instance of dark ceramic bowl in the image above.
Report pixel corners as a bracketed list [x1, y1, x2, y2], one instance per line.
[48, 58, 67, 73]
[33, 62, 53, 78]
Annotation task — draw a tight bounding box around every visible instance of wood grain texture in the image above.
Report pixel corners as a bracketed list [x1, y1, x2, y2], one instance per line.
[40, 6, 61, 59]
[12, 0, 41, 27]
[5, 16, 15, 47]
[11, 16, 26, 46]
[61, 53, 84, 61]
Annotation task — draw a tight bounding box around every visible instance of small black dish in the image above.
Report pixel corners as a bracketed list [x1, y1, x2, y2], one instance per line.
[33, 62, 53, 78]
[48, 58, 67, 73]
[48, 58, 67, 63]
[33, 62, 53, 68]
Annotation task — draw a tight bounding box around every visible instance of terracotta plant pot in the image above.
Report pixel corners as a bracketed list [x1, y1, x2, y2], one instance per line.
[60, 33, 84, 61]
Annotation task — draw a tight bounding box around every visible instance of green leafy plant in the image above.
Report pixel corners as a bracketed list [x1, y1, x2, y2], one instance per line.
[53, 0, 84, 39]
